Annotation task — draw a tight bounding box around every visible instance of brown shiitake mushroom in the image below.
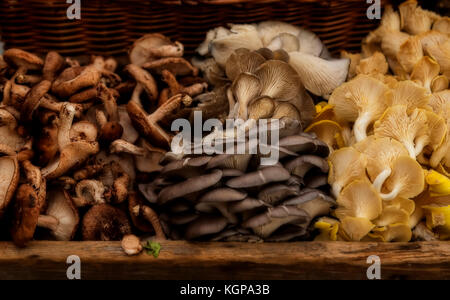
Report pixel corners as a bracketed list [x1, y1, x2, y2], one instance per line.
[41, 104, 99, 179]
[52, 66, 101, 99]
[3, 49, 44, 78]
[127, 93, 192, 149]
[129, 33, 184, 67]
[10, 186, 79, 247]
[82, 204, 131, 241]
[0, 155, 20, 219]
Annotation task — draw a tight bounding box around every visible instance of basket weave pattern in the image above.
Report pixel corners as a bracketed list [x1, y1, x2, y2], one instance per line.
[0, 0, 390, 56]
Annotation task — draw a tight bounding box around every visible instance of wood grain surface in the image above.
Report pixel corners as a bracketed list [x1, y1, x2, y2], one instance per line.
[0, 241, 449, 280]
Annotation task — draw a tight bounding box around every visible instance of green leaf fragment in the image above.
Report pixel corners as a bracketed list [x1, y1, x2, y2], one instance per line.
[143, 241, 161, 258]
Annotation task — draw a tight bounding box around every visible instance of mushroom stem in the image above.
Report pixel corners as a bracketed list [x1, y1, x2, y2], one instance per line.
[373, 168, 392, 192]
[141, 206, 166, 240]
[113, 172, 130, 204]
[57, 104, 76, 149]
[414, 136, 428, 157]
[110, 139, 146, 156]
[98, 83, 119, 122]
[37, 215, 60, 232]
[146, 42, 184, 58]
[354, 112, 371, 142]
[150, 94, 191, 122]
[405, 142, 417, 159]
[331, 183, 343, 199]
[12, 66, 27, 80]
[16, 74, 42, 85]
[430, 143, 447, 168]
[96, 110, 108, 127]
[130, 84, 144, 105]
[226, 87, 236, 118]
[379, 184, 402, 201]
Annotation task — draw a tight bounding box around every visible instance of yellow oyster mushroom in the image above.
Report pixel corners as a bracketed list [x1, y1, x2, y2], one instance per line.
[437, 164, 450, 177]
[411, 56, 440, 92]
[354, 136, 409, 192]
[385, 197, 416, 216]
[422, 205, 450, 240]
[313, 104, 335, 123]
[328, 147, 367, 198]
[386, 56, 409, 80]
[329, 75, 390, 142]
[335, 180, 382, 221]
[374, 105, 428, 158]
[315, 101, 328, 113]
[381, 155, 425, 201]
[423, 110, 447, 152]
[399, 0, 438, 35]
[370, 74, 399, 89]
[415, 110, 447, 165]
[431, 135, 450, 171]
[361, 41, 382, 59]
[381, 31, 410, 58]
[341, 51, 361, 79]
[387, 80, 430, 113]
[429, 90, 450, 118]
[356, 51, 389, 76]
[364, 5, 400, 46]
[426, 170, 450, 197]
[397, 36, 424, 74]
[431, 75, 449, 93]
[305, 120, 343, 152]
[429, 91, 450, 169]
[419, 31, 448, 52]
[314, 217, 339, 241]
[340, 217, 375, 242]
[374, 206, 410, 227]
[368, 224, 412, 242]
[410, 191, 450, 229]
[433, 17, 450, 35]
[424, 39, 450, 74]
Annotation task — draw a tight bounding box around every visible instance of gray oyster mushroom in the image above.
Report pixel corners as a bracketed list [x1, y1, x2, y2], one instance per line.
[145, 130, 333, 242]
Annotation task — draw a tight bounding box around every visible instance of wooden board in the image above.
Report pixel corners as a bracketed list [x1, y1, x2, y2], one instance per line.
[0, 241, 449, 280]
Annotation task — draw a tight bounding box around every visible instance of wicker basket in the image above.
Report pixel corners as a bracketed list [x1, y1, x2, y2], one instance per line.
[27, 0, 89, 56]
[0, 0, 391, 57]
[0, 0, 36, 51]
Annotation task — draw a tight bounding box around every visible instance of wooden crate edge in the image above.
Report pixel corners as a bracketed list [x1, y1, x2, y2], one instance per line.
[0, 241, 449, 279]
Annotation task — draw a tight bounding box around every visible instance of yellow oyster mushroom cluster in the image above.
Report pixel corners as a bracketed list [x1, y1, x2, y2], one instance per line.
[314, 0, 450, 242]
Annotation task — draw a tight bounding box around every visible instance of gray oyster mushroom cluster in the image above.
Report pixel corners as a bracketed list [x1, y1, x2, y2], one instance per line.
[139, 132, 335, 242]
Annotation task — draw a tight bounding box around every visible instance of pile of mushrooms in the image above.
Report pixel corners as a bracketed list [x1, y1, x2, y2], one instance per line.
[194, 21, 350, 99]
[139, 128, 334, 242]
[194, 47, 316, 130]
[314, 0, 450, 242]
[0, 33, 210, 248]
